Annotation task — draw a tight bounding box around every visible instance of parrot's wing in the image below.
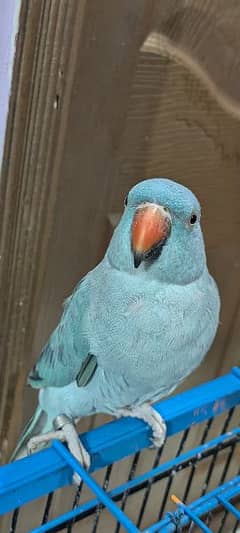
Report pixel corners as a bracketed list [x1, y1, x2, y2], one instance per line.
[28, 277, 97, 389]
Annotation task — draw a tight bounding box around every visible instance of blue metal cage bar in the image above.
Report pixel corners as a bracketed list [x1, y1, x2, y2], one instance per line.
[1, 366, 240, 532]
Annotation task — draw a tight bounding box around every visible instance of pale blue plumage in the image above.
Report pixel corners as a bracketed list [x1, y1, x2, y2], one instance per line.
[13, 178, 220, 457]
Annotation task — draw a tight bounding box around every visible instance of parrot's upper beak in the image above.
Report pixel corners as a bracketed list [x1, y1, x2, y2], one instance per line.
[131, 203, 172, 268]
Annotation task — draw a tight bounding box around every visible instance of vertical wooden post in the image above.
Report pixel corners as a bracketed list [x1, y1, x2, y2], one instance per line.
[0, 0, 87, 460]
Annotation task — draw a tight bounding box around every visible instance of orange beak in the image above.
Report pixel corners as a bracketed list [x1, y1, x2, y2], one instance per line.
[131, 203, 171, 268]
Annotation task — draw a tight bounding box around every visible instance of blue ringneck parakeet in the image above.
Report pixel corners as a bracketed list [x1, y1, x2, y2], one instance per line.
[11, 178, 220, 478]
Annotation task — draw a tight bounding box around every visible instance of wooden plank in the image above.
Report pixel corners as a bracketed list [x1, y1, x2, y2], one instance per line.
[0, 0, 21, 163]
[0, 0, 87, 462]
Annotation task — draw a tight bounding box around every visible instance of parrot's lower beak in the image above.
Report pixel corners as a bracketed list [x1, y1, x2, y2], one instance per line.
[131, 203, 172, 268]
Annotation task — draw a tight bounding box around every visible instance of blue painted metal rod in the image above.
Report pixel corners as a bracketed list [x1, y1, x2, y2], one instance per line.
[172, 503, 212, 533]
[217, 495, 240, 520]
[30, 441, 139, 533]
[147, 476, 240, 532]
[0, 367, 239, 515]
[26, 429, 240, 532]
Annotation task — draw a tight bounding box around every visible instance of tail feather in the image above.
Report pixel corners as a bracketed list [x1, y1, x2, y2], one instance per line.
[10, 406, 50, 461]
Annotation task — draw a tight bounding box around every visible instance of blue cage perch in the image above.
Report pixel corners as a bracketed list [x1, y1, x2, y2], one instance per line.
[0, 367, 239, 532]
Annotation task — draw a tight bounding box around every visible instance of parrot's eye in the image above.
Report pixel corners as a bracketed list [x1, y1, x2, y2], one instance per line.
[124, 195, 128, 207]
[189, 213, 197, 225]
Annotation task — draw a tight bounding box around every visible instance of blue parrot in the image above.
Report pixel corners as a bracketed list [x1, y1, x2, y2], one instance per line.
[11, 178, 220, 479]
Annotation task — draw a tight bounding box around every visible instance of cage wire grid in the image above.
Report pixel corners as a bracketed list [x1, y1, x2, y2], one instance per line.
[0, 367, 239, 533]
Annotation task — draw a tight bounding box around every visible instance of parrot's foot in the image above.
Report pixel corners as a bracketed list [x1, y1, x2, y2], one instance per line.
[27, 414, 90, 485]
[117, 403, 166, 448]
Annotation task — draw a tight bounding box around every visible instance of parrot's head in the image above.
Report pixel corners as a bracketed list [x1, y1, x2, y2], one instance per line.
[107, 178, 207, 284]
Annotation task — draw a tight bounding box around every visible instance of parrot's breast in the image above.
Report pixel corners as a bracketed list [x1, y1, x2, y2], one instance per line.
[88, 263, 220, 407]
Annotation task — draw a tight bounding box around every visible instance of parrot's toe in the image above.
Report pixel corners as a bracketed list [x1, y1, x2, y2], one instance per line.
[27, 432, 57, 455]
[149, 408, 166, 448]
[26, 415, 90, 485]
[117, 403, 167, 449]
[146, 411, 166, 448]
[53, 414, 90, 484]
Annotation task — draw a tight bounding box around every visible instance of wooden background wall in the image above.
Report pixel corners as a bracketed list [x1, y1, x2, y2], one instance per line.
[1, 0, 240, 527]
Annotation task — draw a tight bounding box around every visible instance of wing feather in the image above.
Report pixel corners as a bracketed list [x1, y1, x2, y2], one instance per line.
[28, 277, 97, 388]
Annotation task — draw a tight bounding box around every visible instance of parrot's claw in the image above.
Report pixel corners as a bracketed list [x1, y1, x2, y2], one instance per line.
[27, 415, 90, 485]
[148, 408, 166, 448]
[117, 403, 166, 449]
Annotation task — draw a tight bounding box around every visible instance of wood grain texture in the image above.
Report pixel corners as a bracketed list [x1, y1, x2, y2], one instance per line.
[0, 0, 87, 461]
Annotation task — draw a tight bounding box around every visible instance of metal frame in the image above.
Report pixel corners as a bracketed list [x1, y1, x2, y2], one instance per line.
[1, 367, 240, 532]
